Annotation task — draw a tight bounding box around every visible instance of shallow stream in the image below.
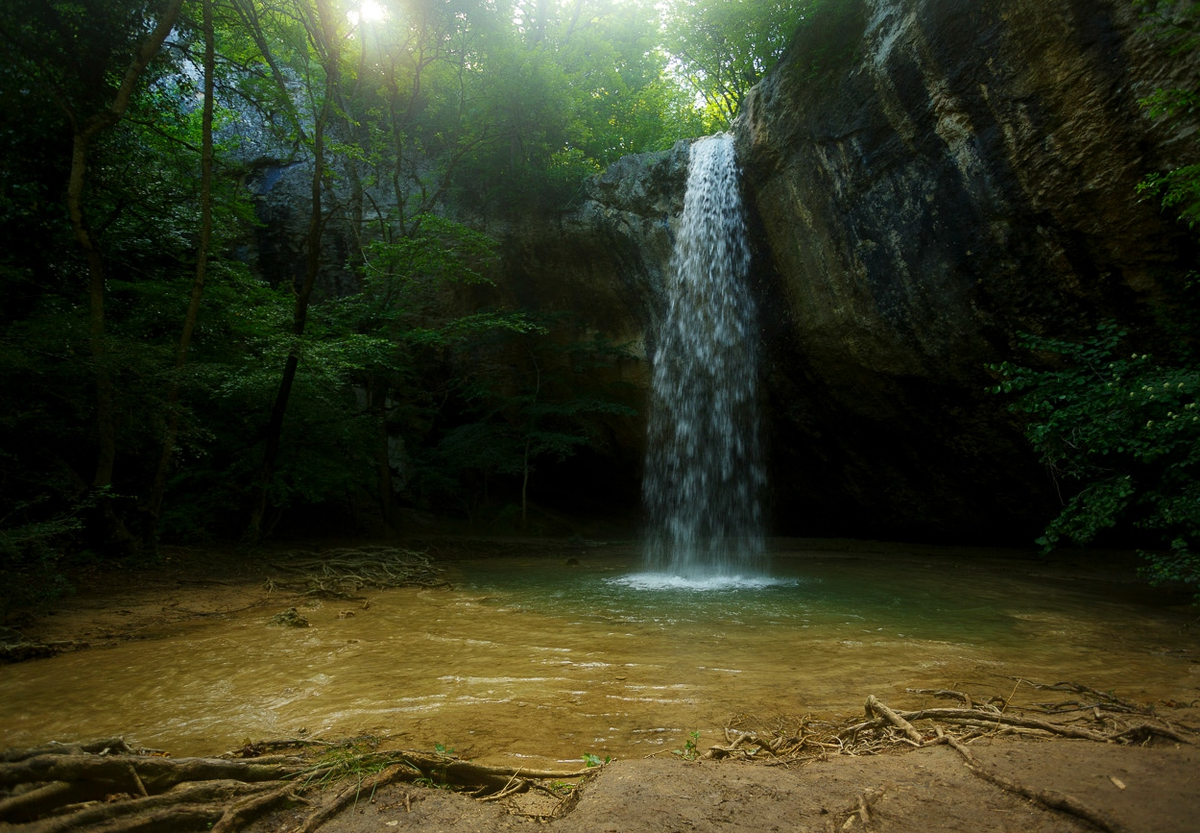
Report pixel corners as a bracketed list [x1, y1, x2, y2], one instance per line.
[1, 542, 1196, 766]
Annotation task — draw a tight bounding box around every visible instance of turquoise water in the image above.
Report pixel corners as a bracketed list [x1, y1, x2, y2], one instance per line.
[455, 550, 1053, 649]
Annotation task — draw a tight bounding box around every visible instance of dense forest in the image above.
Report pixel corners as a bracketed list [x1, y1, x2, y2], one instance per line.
[0, 0, 828, 596]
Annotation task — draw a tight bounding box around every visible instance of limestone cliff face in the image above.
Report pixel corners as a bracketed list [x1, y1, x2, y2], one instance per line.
[494, 141, 689, 362]
[730, 0, 1198, 539]
[483, 142, 690, 511]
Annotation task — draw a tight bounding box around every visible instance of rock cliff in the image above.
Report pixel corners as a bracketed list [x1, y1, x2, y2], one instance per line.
[725, 0, 1198, 540]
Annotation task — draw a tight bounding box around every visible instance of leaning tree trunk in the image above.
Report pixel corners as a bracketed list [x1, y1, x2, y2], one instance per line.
[143, 0, 216, 553]
[247, 0, 341, 543]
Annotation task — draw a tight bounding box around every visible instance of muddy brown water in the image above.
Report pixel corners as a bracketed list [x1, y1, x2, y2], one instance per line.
[1, 541, 1196, 767]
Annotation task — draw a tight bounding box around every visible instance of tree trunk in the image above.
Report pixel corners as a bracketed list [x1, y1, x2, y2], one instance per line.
[521, 438, 531, 530]
[247, 0, 341, 543]
[372, 376, 400, 536]
[68, 132, 117, 492]
[61, 0, 184, 546]
[230, 0, 307, 143]
[144, 0, 216, 553]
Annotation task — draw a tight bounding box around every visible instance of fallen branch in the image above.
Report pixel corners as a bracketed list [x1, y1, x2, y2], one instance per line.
[705, 729, 767, 759]
[476, 774, 529, 803]
[1107, 723, 1192, 745]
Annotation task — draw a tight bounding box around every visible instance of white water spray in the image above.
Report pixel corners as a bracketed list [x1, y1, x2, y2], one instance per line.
[641, 134, 766, 584]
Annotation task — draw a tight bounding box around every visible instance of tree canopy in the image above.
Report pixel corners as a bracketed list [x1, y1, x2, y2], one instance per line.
[662, 0, 825, 127]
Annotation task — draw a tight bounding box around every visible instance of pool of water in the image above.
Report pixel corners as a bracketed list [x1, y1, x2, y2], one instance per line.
[0, 542, 1196, 765]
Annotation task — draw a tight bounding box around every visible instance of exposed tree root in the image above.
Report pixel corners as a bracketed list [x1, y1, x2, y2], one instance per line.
[266, 547, 451, 598]
[291, 763, 412, 833]
[905, 688, 976, 709]
[284, 750, 592, 830]
[723, 680, 1195, 764]
[935, 729, 1128, 833]
[719, 683, 1197, 832]
[0, 781, 107, 822]
[1, 739, 140, 763]
[210, 783, 304, 833]
[1008, 678, 1145, 714]
[33, 780, 287, 833]
[3, 681, 1193, 832]
[0, 737, 596, 832]
[0, 753, 306, 792]
[842, 707, 1114, 742]
[864, 695, 924, 745]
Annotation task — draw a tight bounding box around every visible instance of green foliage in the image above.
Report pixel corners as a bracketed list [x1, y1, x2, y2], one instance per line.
[660, 0, 827, 128]
[423, 331, 639, 525]
[990, 320, 1200, 593]
[445, 0, 708, 211]
[411, 741, 457, 789]
[1135, 0, 1200, 225]
[1134, 0, 1200, 55]
[0, 497, 85, 616]
[1, 0, 743, 555]
[582, 752, 612, 767]
[672, 730, 701, 760]
[295, 735, 388, 789]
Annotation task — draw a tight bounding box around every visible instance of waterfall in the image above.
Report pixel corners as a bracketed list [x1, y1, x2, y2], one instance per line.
[642, 133, 766, 581]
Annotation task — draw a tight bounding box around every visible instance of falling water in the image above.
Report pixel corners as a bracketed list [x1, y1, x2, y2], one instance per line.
[641, 134, 767, 582]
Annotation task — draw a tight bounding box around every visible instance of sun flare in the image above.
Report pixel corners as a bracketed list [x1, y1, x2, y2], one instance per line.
[349, 0, 387, 25]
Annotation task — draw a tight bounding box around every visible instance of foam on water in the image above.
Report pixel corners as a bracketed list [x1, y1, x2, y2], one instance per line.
[610, 572, 799, 592]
